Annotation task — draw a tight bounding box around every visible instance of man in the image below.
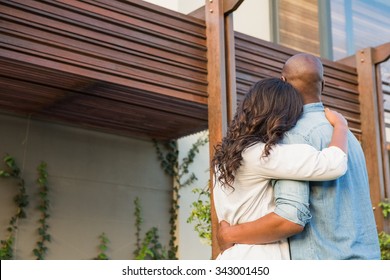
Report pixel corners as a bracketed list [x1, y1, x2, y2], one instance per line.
[217, 53, 380, 259]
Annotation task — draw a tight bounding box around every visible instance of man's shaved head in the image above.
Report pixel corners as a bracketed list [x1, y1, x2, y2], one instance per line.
[282, 53, 324, 104]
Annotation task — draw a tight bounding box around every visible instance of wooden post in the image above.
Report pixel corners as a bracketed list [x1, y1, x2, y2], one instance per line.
[356, 47, 385, 232]
[205, 0, 243, 259]
[224, 13, 237, 122]
[206, 0, 228, 260]
[372, 43, 390, 232]
[373, 43, 390, 206]
[340, 43, 390, 232]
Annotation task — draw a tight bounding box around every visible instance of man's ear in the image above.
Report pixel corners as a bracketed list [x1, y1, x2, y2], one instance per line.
[321, 80, 325, 92]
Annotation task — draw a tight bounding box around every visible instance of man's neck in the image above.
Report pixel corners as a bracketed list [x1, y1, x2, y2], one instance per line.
[303, 96, 321, 104]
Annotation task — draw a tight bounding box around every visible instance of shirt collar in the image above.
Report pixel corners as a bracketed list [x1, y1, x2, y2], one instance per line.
[303, 102, 324, 114]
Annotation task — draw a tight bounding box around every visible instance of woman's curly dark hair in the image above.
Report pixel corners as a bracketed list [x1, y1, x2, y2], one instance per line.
[212, 77, 303, 189]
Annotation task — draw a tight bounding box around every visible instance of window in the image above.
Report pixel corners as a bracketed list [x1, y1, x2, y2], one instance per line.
[330, 0, 390, 60]
[275, 0, 320, 56]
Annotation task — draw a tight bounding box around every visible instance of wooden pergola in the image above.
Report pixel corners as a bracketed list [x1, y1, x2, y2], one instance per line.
[0, 0, 209, 140]
[1, 0, 389, 258]
[204, 0, 390, 257]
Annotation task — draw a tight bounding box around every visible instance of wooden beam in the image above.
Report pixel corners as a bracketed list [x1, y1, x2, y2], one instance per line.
[223, 0, 245, 14]
[206, 0, 228, 259]
[337, 54, 356, 68]
[373, 42, 390, 65]
[356, 47, 386, 232]
[224, 13, 237, 121]
[188, 6, 205, 20]
[189, 0, 244, 19]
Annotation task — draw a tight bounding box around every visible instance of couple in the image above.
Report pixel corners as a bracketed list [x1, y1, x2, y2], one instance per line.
[212, 53, 381, 260]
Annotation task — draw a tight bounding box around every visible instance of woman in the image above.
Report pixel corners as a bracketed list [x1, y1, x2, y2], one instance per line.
[212, 77, 348, 259]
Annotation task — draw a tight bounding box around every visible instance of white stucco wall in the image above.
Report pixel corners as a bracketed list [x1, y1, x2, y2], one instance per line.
[142, 0, 271, 39]
[0, 113, 171, 260]
[233, 0, 271, 40]
[177, 131, 210, 259]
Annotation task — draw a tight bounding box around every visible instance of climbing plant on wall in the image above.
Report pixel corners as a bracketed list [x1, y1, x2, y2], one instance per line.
[379, 199, 390, 260]
[133, 197, 142, 256]
[154, 133, 209, 259]
[133, 197, 168, 260]
[0, 155, 29, 260]
[33, 162, 51, 260]
[187, 185, 211, 245]
[94, 232, 110, 260]
[0, 155, 52, 260]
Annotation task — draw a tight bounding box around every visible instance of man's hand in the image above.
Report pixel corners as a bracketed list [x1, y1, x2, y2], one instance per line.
[216, 214, 304, 251]
[217, 220, 234, 252]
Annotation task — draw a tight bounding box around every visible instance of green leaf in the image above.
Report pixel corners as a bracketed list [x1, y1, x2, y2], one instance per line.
[0, 170, 10, 177]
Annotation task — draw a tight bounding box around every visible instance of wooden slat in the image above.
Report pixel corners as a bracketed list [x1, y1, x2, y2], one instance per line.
[0, 1, 208, 101]
[7, 0, 206, 51]
[90, 0, 206, 34]
[1, 20, 206, 80]
[373, 42, 390, 64]
[0, 0, 209, 140]
[234, 32, 362, 140]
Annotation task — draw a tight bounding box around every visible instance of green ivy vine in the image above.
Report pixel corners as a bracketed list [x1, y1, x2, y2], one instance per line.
[33, 162, 51, 260]
[0, 155, 29, 260]
[133, 197, 142, 256]
[379, 199, 390, 260]
[154, 140, 179, 259]
[379, 199, 390, 219]
[154, 134, 208, 259]
[135, 227, 168, 260]
[94, 232, 110, 260]
[0, 133, 210, 260]
[187, 185, 211, 245]
[133, 197, 167, 260]
[379, 231, 390, 260]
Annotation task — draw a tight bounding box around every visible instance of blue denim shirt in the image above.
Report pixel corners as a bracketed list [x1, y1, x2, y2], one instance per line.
[274, 103, 380, 259]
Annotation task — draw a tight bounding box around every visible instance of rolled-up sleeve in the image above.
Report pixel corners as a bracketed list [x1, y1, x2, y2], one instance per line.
[272, 126, 325, 227]
[273, 179, 311, 227]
